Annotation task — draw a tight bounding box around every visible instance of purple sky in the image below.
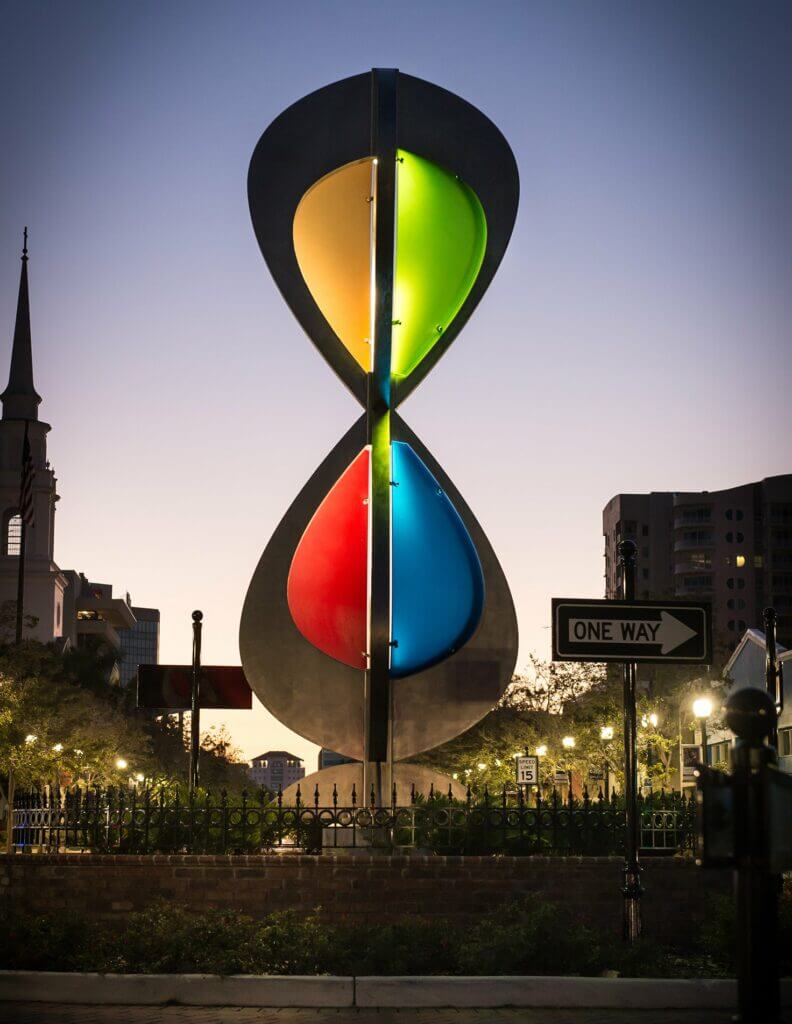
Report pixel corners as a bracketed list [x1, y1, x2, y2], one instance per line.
[1, 2, 791, 767]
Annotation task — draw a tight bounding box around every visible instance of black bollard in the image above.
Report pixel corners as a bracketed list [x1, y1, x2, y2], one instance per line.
[725, 686, 781, 1024]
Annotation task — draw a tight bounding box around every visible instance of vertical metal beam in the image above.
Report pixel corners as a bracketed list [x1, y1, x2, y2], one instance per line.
[365, 69, 398, 775]
[618, 539, 642, 942]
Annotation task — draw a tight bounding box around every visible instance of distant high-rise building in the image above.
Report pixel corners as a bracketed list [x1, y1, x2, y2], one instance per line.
[603, 476, 792, 664]
[118, 603, 160, 686]
[248, 751, 305, 792]
[317, 748, 357, 771]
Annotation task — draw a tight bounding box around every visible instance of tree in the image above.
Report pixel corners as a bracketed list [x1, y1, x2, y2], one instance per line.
[502, 655, 606, 713]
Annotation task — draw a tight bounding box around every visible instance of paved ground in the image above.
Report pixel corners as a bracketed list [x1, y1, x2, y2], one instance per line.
[0, 1007, 736, 1024]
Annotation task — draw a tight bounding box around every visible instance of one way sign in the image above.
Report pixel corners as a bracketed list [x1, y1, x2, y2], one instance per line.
[552, 599, 711, 664]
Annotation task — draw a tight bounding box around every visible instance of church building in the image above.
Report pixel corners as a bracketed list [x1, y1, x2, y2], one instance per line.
[0, 233, 66, 642]
[0, 234, 159, 682]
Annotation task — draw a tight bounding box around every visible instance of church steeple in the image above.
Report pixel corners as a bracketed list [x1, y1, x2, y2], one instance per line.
[2, 228, 41, 421]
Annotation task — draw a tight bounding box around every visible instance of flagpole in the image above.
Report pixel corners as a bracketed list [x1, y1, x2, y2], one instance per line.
[14, 520, 26, 645]
[14, 421, 30, 645]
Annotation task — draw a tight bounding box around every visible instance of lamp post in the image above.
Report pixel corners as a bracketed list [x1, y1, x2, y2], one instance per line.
[641, 712, 659, 792]
[562, 735, 575, 793]
[600, 725, 614, 799]
[693, 696, 713, 766]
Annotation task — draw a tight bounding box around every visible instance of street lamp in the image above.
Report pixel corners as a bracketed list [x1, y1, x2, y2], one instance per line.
[562, 736, 575, 793]
[115, 757, 128, 771]
[535, 745, 548, 757]
[693, 696, 713, 766]
[599, 725, 614, 799]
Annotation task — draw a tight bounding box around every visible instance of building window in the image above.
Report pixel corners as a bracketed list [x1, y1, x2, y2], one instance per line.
[727, 619, 747, 632]
[754, 555, 764, 568]
[682, 575, 713, 590]
[725, 509, 744, 522]
[727, 578, 746, 590]
[5, 513, 21, 556]
[642, 568, 649, 580]
[735, 555, 746, 568]
[726, 531, 744, 544]
[641, 525, 649, 537]
[727, 598, 746, 611]
[779, 728, 792, 758]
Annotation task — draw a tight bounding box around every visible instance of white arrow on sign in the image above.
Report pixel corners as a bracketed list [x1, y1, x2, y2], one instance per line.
[568, 611, 697, 655]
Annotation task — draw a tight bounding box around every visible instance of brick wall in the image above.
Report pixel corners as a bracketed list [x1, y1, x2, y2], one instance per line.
[0, 854, 728, 946]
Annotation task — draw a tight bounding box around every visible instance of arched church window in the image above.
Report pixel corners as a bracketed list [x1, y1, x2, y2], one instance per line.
[4, 511, 21, 556]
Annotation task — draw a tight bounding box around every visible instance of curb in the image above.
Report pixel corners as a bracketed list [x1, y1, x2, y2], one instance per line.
[0, 971, 789, 1008]
[0, 973, 352, 1007]
[356, 976, 741, 1008]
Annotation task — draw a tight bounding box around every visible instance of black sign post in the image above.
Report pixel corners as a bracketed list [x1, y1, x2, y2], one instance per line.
[190, 611, 203, 795]
[618, 541, 642, 944]
[137, 613, 254, 796]
[551, 553, 712, 943]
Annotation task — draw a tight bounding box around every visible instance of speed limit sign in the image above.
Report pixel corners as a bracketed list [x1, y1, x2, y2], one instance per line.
[516, 755, 539, 785]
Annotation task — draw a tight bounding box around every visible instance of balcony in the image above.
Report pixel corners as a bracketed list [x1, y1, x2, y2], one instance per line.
[673, 507, 712, 529]
[674, 535, 715, 552]
[676, 574, 714, 596]
[674, 561, 713, 575]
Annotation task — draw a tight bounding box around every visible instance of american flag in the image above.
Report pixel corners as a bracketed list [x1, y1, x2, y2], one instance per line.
[19, 423, 34, 528]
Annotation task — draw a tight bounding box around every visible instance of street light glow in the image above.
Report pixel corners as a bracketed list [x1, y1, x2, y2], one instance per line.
[135, 773, 145, 782]
[536, 745, 548, 757]
[600, 726, 614, 741]
[693, 697, 713, 719]
[562, 736, 575, 749]
[649, 712, 659, 728]
[477, 762, 487, 771]
[24, 734, 37, 744]
[52, 743, 63, 752]
[115, 758, 128, 770]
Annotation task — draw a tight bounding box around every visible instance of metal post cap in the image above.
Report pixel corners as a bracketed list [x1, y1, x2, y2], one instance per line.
[192, 610, 203, 622]
[617, 539, 637, 562]
[725, 687, 776, 743]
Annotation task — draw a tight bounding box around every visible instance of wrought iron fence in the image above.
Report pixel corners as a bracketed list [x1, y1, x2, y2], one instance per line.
[10, 784, 695, 857]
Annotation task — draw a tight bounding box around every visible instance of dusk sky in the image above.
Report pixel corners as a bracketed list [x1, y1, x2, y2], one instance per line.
[1, 2, 790, 768]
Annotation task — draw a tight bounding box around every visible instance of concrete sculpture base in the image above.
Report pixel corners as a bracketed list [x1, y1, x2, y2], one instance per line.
[280, 762, 466, 806]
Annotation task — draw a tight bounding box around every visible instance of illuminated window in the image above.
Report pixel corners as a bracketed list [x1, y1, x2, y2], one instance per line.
[735, 555, 746, 568]
[6, 514, 21, 556]
[754, 555, 764, 568]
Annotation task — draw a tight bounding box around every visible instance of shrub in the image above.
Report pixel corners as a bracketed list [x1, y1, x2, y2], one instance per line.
[0, 907, 99, 971]
[99, 901, 263, 975]
[456, 899, 601, 976]
[335, 918, 459, 976]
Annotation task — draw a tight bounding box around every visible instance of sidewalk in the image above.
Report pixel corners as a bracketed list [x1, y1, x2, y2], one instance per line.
[0, 1006, 733, 1024]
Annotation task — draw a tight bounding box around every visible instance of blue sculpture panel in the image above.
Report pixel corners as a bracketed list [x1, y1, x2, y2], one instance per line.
[391, 442, 485, 677]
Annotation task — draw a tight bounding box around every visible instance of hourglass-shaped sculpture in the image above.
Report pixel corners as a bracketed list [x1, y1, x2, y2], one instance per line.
[240, 70, 519, 800]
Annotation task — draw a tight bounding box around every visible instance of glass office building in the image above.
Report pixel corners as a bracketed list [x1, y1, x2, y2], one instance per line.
[118, 605, 160, 687]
